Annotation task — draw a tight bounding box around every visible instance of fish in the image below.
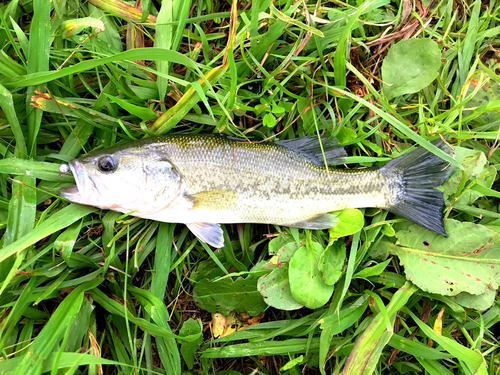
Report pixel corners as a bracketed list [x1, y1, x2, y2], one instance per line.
[59, 134, 454, 248]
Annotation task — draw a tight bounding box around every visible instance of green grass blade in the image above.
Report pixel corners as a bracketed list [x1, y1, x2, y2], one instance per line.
[0, 204, 97, 263]
[25, 0, 51, 156]
[12, 278, 103, 375]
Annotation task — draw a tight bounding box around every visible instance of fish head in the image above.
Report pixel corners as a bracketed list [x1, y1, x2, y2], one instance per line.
[59, 147, 183, 215]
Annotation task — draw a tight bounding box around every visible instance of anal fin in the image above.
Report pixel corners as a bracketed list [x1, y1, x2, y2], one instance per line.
[186, 222, 224, 248]
[284, 213, 339, 229]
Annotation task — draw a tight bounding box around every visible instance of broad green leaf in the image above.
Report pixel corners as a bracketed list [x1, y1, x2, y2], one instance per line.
[26, 0, 51, 156]
[192, 275, 267, 315]
[155, 0, 173, 100]
[289, 242, 334, 309]
[381, 38, 441, 99]
[328, 208, 364, 239]
[0, 84, 26, 158]
[452, 289, 496, 310]
[0, 175, 36, 289]
[416, 358, 454, 375]
[318, 240, 346, 285]
[383, 219, 500, 296]
[257, 264, 303, 310]
[179, 318, 203, 370]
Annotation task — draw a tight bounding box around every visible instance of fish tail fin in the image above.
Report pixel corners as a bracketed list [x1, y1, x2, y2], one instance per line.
[380, 137, 454, 236]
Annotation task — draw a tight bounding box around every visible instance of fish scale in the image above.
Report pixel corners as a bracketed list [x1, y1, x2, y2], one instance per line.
[172, 143, 364, 222]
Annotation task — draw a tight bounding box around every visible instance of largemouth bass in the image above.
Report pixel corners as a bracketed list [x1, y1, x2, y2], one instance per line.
[59, 134, 454, 247]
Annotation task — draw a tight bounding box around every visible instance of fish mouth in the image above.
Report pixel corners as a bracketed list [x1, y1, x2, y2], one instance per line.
[59, 160, 94, 204]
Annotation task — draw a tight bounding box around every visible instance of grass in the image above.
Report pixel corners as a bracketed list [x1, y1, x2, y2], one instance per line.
[1, 0, 500, 374]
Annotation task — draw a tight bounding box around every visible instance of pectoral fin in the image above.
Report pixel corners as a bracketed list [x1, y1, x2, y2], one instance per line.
[186, 222, 224, 248]
[190, 190, 237, 210]
[284, 213, 339, 229]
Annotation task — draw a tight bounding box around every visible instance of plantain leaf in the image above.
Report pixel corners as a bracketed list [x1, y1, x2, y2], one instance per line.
[257, 264, 303, 310]
[381, 219, 500, 296]
[381, 38, 441, 99]
[289, 242, 334, 309]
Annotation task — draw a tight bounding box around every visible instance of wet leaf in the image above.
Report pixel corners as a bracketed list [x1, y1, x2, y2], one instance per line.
[381, 38, 441, 99]
[258, 264, 303, 310]
[289, 242, 334, 309]
[328, 208, 364, 239]
[193, 275, 267, 316]
[381, 219, 500, 296]
[318, 240, 346, 285]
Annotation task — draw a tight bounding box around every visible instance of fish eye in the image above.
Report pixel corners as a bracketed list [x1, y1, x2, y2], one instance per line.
[97, 156, 116, 173]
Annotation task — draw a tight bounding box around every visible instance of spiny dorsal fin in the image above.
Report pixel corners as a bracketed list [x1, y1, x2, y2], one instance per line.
[275, 135, 347, 166]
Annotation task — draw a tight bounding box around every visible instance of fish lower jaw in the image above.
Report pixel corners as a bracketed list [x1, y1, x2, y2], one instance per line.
[59, 185, 85, 204]
[59, 185, 100, 207]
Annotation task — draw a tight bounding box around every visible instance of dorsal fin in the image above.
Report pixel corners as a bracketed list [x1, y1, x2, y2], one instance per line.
[275, 135, 347, 166]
